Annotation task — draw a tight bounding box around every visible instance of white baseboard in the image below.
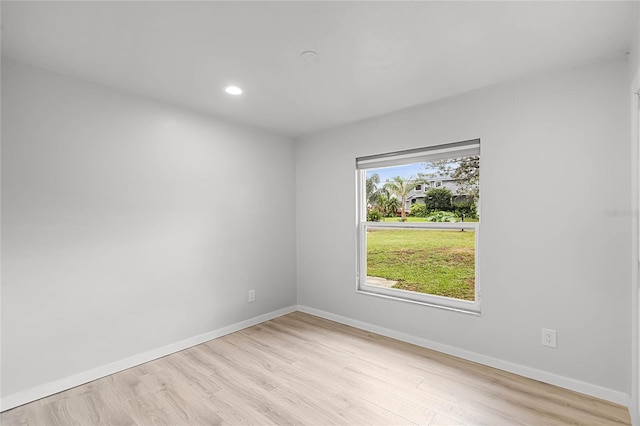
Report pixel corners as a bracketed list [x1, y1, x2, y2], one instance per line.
[296, 305, 631, 408]
[2, 304, 631, 416]
[0, 305, 297, 412]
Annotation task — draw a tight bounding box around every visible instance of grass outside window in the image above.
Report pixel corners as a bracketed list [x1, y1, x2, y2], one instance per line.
[366, 228, 476, 301]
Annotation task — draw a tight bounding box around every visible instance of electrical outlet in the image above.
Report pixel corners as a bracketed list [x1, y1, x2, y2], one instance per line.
[541, 328, 557, 348]
[248, 289, 256, 303]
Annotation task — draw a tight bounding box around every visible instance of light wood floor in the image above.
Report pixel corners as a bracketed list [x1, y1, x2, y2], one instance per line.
[1, 311, 631, 425]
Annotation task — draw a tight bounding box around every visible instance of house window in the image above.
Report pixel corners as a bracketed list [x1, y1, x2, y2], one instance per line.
[356, 139, 480, 313]
[435, 181, 443, 188]
[415, 184, 422, 191]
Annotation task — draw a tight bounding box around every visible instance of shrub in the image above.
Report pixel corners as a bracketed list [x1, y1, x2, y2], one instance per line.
[409, 203, 428, 217]
[425, 188, 453, 212]
[426, 210, 458, 223]
[453, 200, 478, 220]
[367, 209, 382, 222]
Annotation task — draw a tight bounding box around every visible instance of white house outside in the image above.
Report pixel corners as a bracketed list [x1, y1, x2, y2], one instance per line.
[404, 177, 472, 212]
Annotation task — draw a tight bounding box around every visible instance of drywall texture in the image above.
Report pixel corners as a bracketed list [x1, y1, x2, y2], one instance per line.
[1, 59, 296, 397]
[296, 57, 631, 394]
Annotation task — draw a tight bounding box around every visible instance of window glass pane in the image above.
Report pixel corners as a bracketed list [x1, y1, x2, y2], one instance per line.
[364, 155, 479, 222]
[366, 227, 476, 301]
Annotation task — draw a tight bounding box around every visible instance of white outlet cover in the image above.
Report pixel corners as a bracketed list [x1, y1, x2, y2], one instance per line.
[541, 328, 557, 348]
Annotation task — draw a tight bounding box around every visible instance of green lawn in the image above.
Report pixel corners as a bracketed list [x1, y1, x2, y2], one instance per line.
[367, 228, 476, 300]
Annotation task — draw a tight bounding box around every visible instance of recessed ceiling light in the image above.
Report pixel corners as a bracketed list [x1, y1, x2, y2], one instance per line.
[225, 86, 243, 95]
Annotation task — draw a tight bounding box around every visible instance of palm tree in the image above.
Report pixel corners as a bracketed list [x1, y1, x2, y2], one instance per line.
[374, 192, 391, 217]
[384, 176, 417, 220]
[366, 173, 381, 207]
[386, 197, 401, 218]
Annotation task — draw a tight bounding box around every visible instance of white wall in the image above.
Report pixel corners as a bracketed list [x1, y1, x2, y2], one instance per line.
[296, 57, 631, 398]
[631, 5, 640, 423]
[629, 6, 640, 423]
[1, 59, 297, 399]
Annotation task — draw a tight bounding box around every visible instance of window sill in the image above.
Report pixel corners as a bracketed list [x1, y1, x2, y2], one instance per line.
[357, 284, 481, 316]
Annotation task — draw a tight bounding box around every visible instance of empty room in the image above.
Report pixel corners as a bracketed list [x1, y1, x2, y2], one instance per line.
[2, 1, 640, 425]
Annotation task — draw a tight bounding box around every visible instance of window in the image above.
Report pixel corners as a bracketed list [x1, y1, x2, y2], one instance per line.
[357, 139, 480, 313]
[415, 184, 422, 191]
[435, 181, 443, 188]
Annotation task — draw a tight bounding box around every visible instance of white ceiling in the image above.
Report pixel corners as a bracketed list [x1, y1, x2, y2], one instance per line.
[1, 1, 637, 137]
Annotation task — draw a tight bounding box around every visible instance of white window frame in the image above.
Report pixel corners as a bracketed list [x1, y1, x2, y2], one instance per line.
[356, 140, 481, 314]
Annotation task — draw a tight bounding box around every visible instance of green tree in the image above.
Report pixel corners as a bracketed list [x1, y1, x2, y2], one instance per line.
[373, 192, 390, 217]
[367, 209, 382, 221]
[425, 187, 453, 212]
[422, 155, 479, 200]
[366, 173, 381, 206]
[453, 199, 477, 221]
[409, 203, 428, 217]
[383, 176, 417, 220]
[386, 197, 401, 217]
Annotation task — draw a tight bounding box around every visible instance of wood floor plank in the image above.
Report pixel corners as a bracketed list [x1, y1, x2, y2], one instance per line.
[47, 388, 137, 425]
[295, 356, 511, 426]
[153, 387, 224, 425]
[155, 354, 223, 398]
[339, 392, 416, 425]
[201, 338, 287, 392]
[430, 413, 466, 425]
[0, 399, 51, 426]
[101, 370, 154, 405]
[327, 376, 437, 425]
[236, 329, 303, 364]
[269, 383, 352, 425]
[126, 391, 183, 426]
[0, 311, 631, 425]
[208, 389, 279, 425]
